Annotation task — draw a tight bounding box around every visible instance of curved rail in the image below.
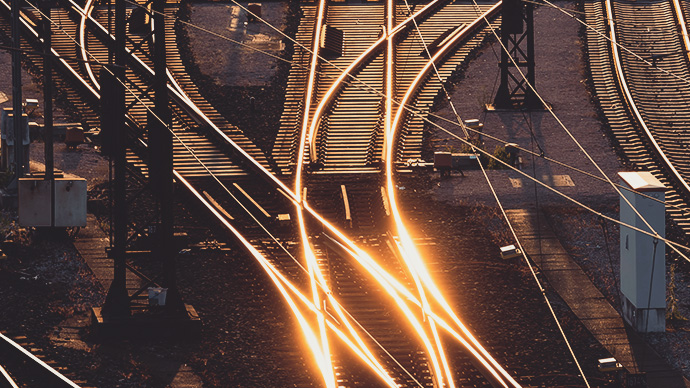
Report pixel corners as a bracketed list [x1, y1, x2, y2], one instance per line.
[69, 0, 276, 179]
[385, 4, 519, 388]
[0, 0, 100, 98]
[78, 0, 98, 90]
[604, 0, 690, 197]
[306, 0, 442, 164]
[672, 0, 690, 64]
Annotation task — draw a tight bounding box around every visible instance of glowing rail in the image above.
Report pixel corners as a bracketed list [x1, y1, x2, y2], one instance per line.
[306, 0, 443, 164]
[27, 0, 523, 384]
[672, 0, 690, 64]
[176, 171, 399, 387]
[385, 3, 521, 387]
[78, 0, 99, 90]
[292, 0, 338, 385]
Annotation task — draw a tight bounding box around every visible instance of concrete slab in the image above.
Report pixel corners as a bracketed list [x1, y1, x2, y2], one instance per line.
[506, 208, 690, 388]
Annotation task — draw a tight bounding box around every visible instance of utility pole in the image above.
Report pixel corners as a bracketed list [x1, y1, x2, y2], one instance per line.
[42, 0, 54, 229]
[100, 0, 130, 320]
[492, 0, 541, 110]
[150, 0, 184, 313]
[94, 0, 199, 335]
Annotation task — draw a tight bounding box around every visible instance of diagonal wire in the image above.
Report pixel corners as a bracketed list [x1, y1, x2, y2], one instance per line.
[466, 0, 690, 267]
[125, 0, 690, 214]
[399, 3, 589, 386]
[22, 3, 422, 382]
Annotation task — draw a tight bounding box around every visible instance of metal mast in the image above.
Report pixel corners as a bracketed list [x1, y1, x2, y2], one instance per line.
[492, 0, 540, 110]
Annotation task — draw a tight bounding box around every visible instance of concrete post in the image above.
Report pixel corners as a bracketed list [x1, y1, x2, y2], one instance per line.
[618, 171, 665, 332]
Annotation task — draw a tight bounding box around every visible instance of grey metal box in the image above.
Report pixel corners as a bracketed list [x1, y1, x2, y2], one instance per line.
[54, 178, 87, 227]
[619, 171, 666, 332]
[18, 178, 52, 227]
[1, 108, 30, 146]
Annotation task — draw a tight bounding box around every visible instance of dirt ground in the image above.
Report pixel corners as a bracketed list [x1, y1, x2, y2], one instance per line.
[0, 0, 688, 387]
[428, 1, 690, 380]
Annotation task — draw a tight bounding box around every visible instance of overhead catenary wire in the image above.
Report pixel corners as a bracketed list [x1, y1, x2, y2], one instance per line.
[396, 3, 589, 386]
[465, 0, 690, 268]
[25, 3, 422, 384]
[124, 0, 689, 211]
[26, 1, 690, 384]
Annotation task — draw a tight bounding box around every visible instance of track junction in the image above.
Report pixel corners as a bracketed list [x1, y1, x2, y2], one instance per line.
[1, 0, 690, 386]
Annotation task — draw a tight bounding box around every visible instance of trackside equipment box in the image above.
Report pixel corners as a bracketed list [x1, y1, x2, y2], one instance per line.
[19, 178, 87, 227]
[618, 171, 666, 333]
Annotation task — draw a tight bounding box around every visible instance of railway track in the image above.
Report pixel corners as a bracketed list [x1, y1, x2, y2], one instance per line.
[0, 0, 584, 386]
[584, 0, 690, 234]
[273, 0, 499, 176]
[0, 1, 320, 387]
[0, 331, 85, 388]
[273, 0, 527, 386]
[4, 0, 271, 181]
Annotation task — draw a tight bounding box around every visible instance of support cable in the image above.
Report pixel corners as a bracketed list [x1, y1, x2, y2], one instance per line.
[467, 0, 690, 267]
[123, 0, 689, 214]
[37, 0, 690, 256]
[396, 6, 589, 386]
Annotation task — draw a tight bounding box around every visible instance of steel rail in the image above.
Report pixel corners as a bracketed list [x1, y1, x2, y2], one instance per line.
[0, 332, 81, 388]
[0, 364, 19, 388]
[672, 0, 690, 65]
[385, 3, 449, 387]
[296, 2, 521, 386]
[174, 171, 401, 388]
[5, 2, 451, 385]
[297, 3, 460, 386]
[306, 0, 442, 164]
[604, 0, 690, 198]
[288, 0, 338, 384]
[0, 0, 100, 98]
[297, 3, 484, 385]
[78, 0, 98, 89]
[386, 3, 519, 388]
